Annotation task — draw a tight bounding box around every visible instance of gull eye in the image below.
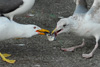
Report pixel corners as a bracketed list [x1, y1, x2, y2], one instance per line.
[34, 27, 36, 29]
[63, 24, 66, 27]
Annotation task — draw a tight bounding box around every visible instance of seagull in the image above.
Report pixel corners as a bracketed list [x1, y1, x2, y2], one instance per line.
[0, 0, 35, 20]
[0, 17, 49, 63]
[51, 0, 100, 58]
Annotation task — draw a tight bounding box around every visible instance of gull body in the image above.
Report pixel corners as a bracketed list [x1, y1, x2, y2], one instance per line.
[0, 17, 49, 63]
[0, 0, 35, 20]
[67, 15, 100, 37]
[0, 17, 40, 41]
[52, 0, 100, 58]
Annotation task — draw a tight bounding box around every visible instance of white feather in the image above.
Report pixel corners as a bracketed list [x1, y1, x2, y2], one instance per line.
[0, 17, 41, 41]
[54, 0, 100, 58]
[4, 0, 35, 20]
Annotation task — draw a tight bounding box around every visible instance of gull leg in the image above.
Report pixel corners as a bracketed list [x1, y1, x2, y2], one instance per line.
[2, 53, 11, 57]
[0, 52, 16, 63]
[61, 39, 85, 51]
[82, 36, 99, 58]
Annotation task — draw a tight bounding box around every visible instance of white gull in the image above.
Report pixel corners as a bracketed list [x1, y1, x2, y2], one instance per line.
[0, 17, 49, 63]
[52, 0, 100, 58]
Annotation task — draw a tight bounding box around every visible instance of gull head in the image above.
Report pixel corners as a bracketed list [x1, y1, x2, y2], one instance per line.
[23, 25, 50, 37]
[52, 18, 73, 36]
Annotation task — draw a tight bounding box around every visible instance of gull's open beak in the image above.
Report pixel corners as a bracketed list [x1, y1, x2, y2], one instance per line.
[51, 28, 57, 34]
[36, 29, 50, 35]
[51, 28, 63, 35]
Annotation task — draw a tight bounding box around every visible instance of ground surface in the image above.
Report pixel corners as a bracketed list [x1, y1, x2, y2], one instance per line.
[1, 0, 100, 67]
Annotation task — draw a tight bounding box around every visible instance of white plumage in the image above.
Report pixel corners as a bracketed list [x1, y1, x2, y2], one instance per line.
[52, 0, 100, 58]
[0, 17, 41, 41]
[0, 0, 35, 20]
[0, 17, 49, 63]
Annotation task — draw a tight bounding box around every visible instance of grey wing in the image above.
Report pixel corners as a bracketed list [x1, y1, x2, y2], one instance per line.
[73, 0, 88, 15]
[0, 0, 23, 14]
[85, 0, 100, 23]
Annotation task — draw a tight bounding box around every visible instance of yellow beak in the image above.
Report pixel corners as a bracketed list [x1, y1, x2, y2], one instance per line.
[36, 29, 50, 35]
[51, 28, 57, 34]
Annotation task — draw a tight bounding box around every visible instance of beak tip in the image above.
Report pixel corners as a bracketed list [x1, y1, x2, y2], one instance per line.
[36, 29, 50, 35]
[51, 28, 56, 34]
